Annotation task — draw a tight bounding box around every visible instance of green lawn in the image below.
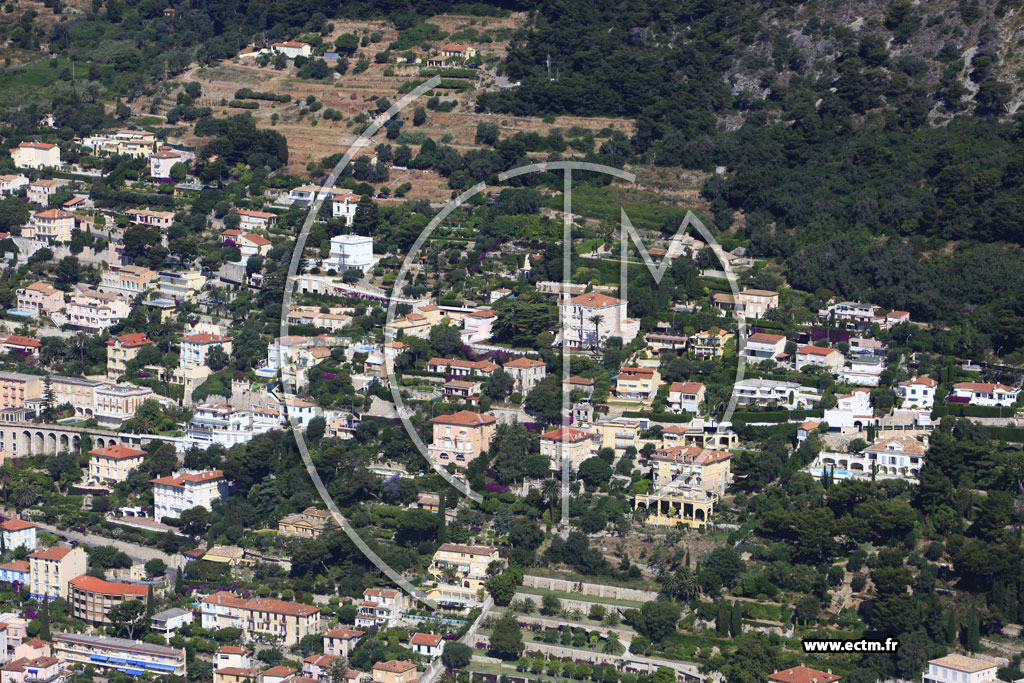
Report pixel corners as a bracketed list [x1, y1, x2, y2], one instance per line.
[542, 184, 700, 231]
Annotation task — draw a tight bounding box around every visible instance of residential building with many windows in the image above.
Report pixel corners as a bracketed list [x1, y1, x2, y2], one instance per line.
[539, 427, 601, 474]
[89, 445, 146, 484]
[950, 382, 1019, 407]
[503, 357, 546, 394]
[100, 265, 158, 297]
[355, 588, 407, 629]
[28, 546, 87, 601]
[323, 628, 364, 658]
[200, 593, 320, 646]
[9, 142, 60, 169]
[0, 520, 36, 552]
[15, 283, 64, 318]
[427, 411, 497, 468]
[277, 507, 334, 539]
[898, 377, 937, 410]
[922, 655, 997, 683]
[428, 544, 500, 606]
[667, 382, 706, 414]
[151, 470, 229, 523]
[53, 632, 186, 677]
[68, 576, 149, 627]
[94, 383, 154, 428]
[105, 333, 155, 380]
[558, 292, 639, 349]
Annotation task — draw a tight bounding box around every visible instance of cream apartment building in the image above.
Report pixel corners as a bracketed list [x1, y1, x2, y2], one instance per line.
[28, 545, 86, 600]
[559, 291, 639, 348]
[89, 444, 146, 484]
[427, 411, 497, 467]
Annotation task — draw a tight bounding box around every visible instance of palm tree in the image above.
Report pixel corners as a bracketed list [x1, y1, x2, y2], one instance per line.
[541, 478, 559, 522]
[588, 314, 604, 349]
[602, 632, 623, 655]
[11, 484, 36, 510]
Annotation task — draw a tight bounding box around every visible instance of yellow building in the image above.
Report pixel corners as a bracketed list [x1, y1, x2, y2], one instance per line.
[427, 411, 497, 468]
[28, 545, 87, 600]
[648, 446, 732, 498]
[633, 492, 714, 528]
[277, 507, 334, 539]
[105, 332, 155, 380]
[384, 313, 431, 339]
[539, 427, 601, 474]
[428, 543, 500, 605]
[89, 444, 146, 484]
[596, 419, 640, 457]
[661, 424, 738, 450]
[372, 660, 417, 683]
[613, 367, 661, 401]
[9, 142, 61, 169]
[690, 329, 734, 359]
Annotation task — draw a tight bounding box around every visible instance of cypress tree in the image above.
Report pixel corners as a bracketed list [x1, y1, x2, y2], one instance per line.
[945, 610, 957, 644]
[729, 601, 742, 637]
[436, 489, 447, 544]
[715, 601, 729, 637]
[967, 610, 980, 651]
[39, 599, 50, 641]
[174, 567, 184, 595]
[146, 586, 155, 617]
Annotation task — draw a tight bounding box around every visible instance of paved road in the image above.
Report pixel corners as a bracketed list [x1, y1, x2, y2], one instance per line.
[33, 519, 182, 567]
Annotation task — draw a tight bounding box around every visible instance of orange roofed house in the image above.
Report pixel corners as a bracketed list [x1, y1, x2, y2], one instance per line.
[558, 291, 639, 349]
[105, 332, 154, 380]
[151, 469, 229, 523]
[427, 411, 497, 468]
[68, 576, 148, 626]
[201, 592, 320, 645]
[89, 444, 146, 484]
[539, 427, 601, 474]
[372, 660, 417, 683]
[355, 588, 408, 629]
[503, 357, 546, 394]
[323, 628, 364, 658]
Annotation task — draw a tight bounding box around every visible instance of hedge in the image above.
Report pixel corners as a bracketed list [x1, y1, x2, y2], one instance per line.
[228, 100, 259, 109]
[931, 403, 1019, 419]
[730, 408, 823, 423]
[982, 426, 1024, 442]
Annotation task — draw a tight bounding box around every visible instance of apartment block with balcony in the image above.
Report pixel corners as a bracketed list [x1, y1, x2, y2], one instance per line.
[28, 546, 87, 601]
[158, 271, 206, 302]
[68, 576, 149, 627]
[27, 210, 74, 243]
[99, 265, 158, 297]
[64, 286, 130, 333]
[355, 588, 408, 629]
[667, 382, 705, 414]
[743, 333, 787, 363]
[277, 507, 334, 539]
[201, 592, 320, 646]
[428, 544, 500, 606]
[53, 632, 186, 677]
[0, 373, 42, 410]
[0, 520, 36, 552]
[558, 292, 639, 349]
[15, 283, 64, 318]
[614, 367, 661, 401]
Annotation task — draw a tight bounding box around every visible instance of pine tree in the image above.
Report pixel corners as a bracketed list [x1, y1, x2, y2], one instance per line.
[436, 489, 447, 544]
[39, 599, 50, 641]
[729, 601, 742, 637]
[42, 375, 55, 413]
[715, 601, 730, 637]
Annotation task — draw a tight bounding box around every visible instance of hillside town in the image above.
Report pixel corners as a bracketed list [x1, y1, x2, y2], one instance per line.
[0, 5, 1022, 683]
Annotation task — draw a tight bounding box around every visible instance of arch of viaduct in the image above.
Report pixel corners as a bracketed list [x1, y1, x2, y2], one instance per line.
[0, 422, 175, 459]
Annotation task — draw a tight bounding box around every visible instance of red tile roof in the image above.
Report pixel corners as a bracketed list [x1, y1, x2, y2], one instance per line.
[89, 445, 145, 460]
[69, 575, 149, 597]
[182, 333, 232, 344]
[539, 427, 599, 443]
[569, 292, 623, 308]
[410, 633, 442, 647]
[28, 547, 76, 561]
[504, 357, 545, 368]
[429, 410, 496, 427]
[150, 470, 225, 487]
[372, 661, 415, 674]
[0, 519, 35, 531]
[797, 345, 836, 356]
[2, 336, 40, 348]
[748, 332, 785, 343]
[437, 543, 496, 556]
[767, 666, 841, 683]
[669, 381, 705, 394]
[106, 333, 154, 348]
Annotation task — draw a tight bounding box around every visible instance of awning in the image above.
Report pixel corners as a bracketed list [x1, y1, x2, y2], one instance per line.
[147, 664, 177, 672]
[121, 668, 146, 676]
[90, 655, 109, 662]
